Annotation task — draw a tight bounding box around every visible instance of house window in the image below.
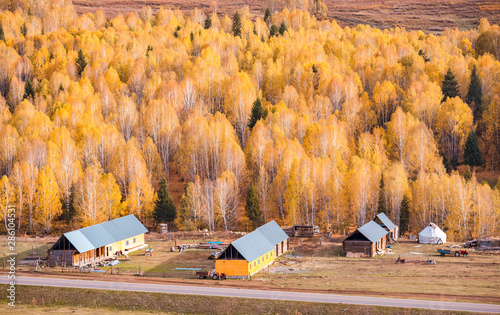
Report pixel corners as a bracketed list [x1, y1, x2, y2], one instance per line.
[109, 245, 112, 252]
[254, 262, 256, 267]
[126, 240, 129, 246]
[133, 238, 136, 244]
[258, 259, 260, 265]
[266, 254, 268, 260]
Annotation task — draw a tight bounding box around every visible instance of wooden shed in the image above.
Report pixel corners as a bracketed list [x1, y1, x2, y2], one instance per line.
[342, 221, 388, 257]
[48, 214, 148, 267]
[215, 220, 289, 278]
[374, 212, 399, 241]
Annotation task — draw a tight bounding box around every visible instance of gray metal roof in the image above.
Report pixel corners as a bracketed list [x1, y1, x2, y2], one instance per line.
[357, 220, 388, 243]
[376, 212, 397, 230]
[63, 215, 148, 253]
[230, 220, 288, 262]
[256, 220, 289, 245]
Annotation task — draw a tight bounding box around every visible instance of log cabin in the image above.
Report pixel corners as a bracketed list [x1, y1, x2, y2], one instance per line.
[342, 220, 388, 257]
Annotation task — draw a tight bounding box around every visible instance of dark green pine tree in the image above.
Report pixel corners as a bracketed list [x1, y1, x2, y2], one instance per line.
[441, 151, 451, 173]
[0, 22, 5, 42]
[463, 129, 483, 172]
[232, 12, 242, 37]
[377, 175, 387, 215]
[418, 49, 430, 62]
[204, 16, 212, 29]
[146, 45, 153, 58]
[153, 178, 177, 224]
[399, 195, 410, 236]
[248, 97, 263, 130]
[66, 184, 77, 223]
[23, 80, 35, 100]
[75, 49, 87, 77]
[441, 68, 460, 102]
[264, 8, 271, 23]
[269, 25, 279, 38]
[279, 21, 287, 35]
[245, 182, 263, 230]
[466, 65, 483, 119]
[20, 22, 27, 36]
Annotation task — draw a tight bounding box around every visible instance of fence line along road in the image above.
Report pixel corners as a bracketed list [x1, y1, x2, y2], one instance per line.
[1, 276, 499, 313]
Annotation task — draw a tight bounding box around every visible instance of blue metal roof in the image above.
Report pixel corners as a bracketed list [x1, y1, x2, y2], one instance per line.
[256, 220, 289, 245]
[357, 221, 388, 243]
[376, 212, 397, 230]
[230, 220, 288, 262]
[62, 215, 148, 253]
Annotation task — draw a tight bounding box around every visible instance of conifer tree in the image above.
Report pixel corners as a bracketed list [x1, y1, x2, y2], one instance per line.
[75, 49, 87, 77]
[204, 16, 212, 29]
[20, 23, 27, 36]
[466, 65, 483, 119]
[248, 97, 263, 130]
[245, 182, 262, 230]
[441, 68, 460, 102]
[399, 195, 410, 236]
[232, 12, 242, 37]
[269, 25, 279, 38]
[377, 175, 387, 215]
[0, 22, 5, 42]
[153, 178, 177, 224]
[463, 130, 483, 172]
[279, 21, 287, 35]
[23, 80, 34, 100]
[264, 8, 271, 23]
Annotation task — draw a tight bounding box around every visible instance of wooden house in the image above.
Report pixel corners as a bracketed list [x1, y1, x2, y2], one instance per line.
[342, 221, 388, 257]
[215, 220, 289, 278]
[284, 225, 320, 237]
[374, 212, 399, 241]
[48, 215, 148, 267]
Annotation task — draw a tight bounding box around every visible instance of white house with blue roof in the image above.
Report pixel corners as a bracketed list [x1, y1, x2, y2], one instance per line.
[48, 214, 148, 267]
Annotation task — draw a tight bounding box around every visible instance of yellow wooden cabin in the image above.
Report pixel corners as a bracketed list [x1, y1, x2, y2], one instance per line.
[215, 220, 289, 278]
[48, 214, 148, 267]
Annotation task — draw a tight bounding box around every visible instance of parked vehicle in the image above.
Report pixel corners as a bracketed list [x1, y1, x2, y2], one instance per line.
[196, 269, 227, 280]
[437, 248, 468, 257]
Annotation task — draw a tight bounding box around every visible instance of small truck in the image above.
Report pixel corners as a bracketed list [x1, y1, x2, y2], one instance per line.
[196, 269, 227, 280]
[437, 248, 469, 257]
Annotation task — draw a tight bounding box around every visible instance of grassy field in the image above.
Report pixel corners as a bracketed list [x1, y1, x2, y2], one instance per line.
[0, 285, 475, 314]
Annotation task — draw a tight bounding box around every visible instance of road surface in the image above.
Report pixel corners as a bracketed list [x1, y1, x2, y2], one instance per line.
[2, 276, 499, 313]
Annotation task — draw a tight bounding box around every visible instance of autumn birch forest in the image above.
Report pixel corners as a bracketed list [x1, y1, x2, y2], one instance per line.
[0, 0, 499, 241]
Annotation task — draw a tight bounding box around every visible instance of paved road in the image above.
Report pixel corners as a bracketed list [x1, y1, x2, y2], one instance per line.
[2, 276, 499, 313]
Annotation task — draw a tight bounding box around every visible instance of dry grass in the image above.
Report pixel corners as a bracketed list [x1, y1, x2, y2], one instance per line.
[0, 285, 473, 314]
[2, 235, 499, 303]
[255, 238, 500, 303]
[72, 0, 500, 34]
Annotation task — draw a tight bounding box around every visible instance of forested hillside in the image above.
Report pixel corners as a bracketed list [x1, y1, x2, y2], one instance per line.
[0, 0, 499, 240]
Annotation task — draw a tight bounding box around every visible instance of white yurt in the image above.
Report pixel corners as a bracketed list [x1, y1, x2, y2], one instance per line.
[418, 223, 447, 244]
